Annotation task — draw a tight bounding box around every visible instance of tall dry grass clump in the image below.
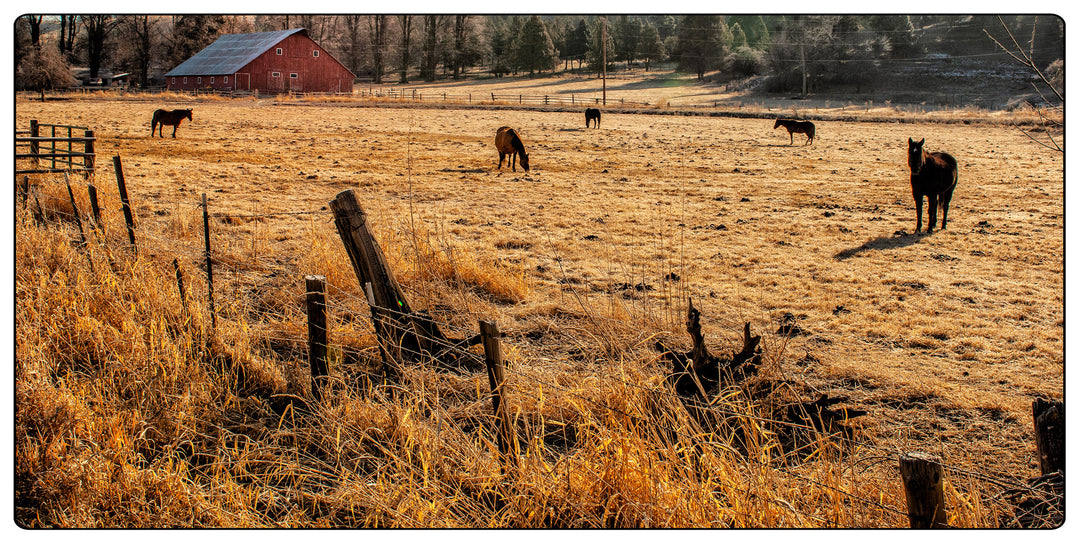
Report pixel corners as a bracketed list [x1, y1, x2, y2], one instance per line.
[16, 171, 1016, 528]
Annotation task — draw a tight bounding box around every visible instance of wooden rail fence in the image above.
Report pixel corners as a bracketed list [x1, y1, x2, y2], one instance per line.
[16, 120, 96, 176]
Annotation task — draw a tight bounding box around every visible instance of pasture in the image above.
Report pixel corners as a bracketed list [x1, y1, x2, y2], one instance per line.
[14, 95, 1063, 527]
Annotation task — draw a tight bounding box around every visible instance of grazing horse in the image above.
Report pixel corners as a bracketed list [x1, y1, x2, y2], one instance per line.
[495, 126, 530, 172]
[151, 108, 193, 138]
[585, 108, 601, 128]
[774, 118, 815, 145]
[907, 138, 958, 233]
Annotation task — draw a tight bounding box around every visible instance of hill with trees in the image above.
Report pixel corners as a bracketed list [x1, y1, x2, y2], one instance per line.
[14, 14, 1064, 109]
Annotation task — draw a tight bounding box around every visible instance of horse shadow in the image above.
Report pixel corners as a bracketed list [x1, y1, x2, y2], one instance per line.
[833, 231, 926, 260]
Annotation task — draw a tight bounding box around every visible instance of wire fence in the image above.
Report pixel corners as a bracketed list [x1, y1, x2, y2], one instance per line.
[16, 155, 1063, 529]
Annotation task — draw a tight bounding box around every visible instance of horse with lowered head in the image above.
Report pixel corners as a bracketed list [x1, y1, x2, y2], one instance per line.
[151, 108, 193, 138]
[585, 108, 601, 128]
[907, 137, 958, 233]
[495, 126, 530, 172]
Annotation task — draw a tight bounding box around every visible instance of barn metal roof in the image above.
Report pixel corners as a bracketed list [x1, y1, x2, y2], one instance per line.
[164, 28, 307, 76]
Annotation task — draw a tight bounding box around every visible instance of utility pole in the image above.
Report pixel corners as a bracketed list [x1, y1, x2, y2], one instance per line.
[602, 17, 607, 105]
[800, 41, 807, 96]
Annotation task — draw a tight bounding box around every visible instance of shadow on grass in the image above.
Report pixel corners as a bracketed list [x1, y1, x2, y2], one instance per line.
[834, 231, 925, 260]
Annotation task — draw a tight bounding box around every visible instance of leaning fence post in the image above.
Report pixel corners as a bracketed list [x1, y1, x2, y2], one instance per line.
[64, 174, 88, 249]
[112, 156, 137, 255]
[1032, 398, 1064, 475]
[86, 183, 103, 233]
[202, 193, 216, 331]
[899, 452, 947, 528]
[480, 320, 514, 463]
[306, 275, 329, 401]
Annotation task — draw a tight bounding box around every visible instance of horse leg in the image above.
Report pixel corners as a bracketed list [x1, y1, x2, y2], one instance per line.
[511, 153, 517, 172]
[913, 192, 924, 232]
[926, 194, 939, 233]
[789, 131, 794, 145]
[498, 152, 505, 170]
[940, 187, 955, 230]
[172, 124, 178, 138]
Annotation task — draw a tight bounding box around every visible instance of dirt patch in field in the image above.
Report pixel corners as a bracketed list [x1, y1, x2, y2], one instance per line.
[16, 95, 1063, 479]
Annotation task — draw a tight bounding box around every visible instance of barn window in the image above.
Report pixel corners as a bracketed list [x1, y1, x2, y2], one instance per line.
[197, 77, 202, 84]
[183, 77, 188, 84]
[210, 76, 215, 83]
[290, 73, 298, 79]
[276, 47, 283, 55]
[171, 77, 176, 84]
[313, 50, 320, 58]
[272, 72, 281, 78]
[224, 76, 228, 83]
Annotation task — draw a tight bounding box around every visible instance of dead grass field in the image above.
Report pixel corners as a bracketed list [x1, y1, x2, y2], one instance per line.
[14, 91, 1063, 527]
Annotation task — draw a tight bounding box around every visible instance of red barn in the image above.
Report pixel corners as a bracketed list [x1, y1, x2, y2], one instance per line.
[164, 28, 354, 93]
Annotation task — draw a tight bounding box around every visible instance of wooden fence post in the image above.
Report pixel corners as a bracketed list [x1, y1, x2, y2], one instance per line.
[330, 189, 451, 366]
[64, 175, 88, 249]
[112, 156, 137, 254]
[899, 452, 947, 528]
[1033, 398, 1064, 475]
[86, 183, 103, 233]
[29, 120, 40, 167]
[306, 275, 329, 401]
[84, 129, 95, 176]
[202, 193, 216, 331]
[480, 320, 514, 463]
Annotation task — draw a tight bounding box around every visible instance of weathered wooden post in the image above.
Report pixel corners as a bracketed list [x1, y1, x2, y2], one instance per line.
[86, 183, 103, 232]
[899, 452, 947, 528]
[329, 189, 460, 369]
[112, 156, 137, 254]
[1032, 398, 1064, 475]
[83, 129, 95, 176]
[64, 175, 88, 249]
[481, 320, 514, 462]
[306, 275, 329, 401]
[202, 193, 216, 331]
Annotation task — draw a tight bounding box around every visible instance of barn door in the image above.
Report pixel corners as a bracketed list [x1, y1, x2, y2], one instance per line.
[235, 73, 250, 91]
[268, 71, 284, 91]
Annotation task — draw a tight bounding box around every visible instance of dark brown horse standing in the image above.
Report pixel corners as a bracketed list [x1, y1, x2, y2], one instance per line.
[907, 138, 958, 233]
[585, 108, 601, 128]
[495, 126, 530, 172]
[774, 119, 815, 145]
[151, 108, 193, 138]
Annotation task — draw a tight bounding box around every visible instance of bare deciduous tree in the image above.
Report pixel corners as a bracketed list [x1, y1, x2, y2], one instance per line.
[985, 16, 1063, 153]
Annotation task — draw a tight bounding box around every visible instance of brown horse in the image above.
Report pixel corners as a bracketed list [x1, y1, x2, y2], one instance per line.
[585, 108, 601, 128]
[495, 126, 530, 172]
[774, 118, 815, 145]
[907, 138, 958, 233]
[151, 108, 193, 138]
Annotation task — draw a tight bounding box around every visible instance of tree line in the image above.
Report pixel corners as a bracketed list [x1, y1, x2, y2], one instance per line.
[14, 14, 1063, 95]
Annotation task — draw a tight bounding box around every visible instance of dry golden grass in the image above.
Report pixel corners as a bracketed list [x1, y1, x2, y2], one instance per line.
[14, 88, 1062, 528]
